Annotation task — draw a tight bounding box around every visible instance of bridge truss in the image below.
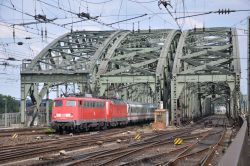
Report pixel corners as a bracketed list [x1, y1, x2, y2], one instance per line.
[171, 27, 240, 124]
[20, 27, 240, 126]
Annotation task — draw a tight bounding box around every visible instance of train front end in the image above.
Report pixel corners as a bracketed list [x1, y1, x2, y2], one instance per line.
[51, 97, 80, 132]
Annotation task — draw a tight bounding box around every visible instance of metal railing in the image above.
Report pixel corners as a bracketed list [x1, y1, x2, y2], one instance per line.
[218, 116, 248, 166]
[0, 113, 21, 127]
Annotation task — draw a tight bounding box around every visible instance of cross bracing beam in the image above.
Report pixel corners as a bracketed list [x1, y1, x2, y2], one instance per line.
[100, 75, 156, 83]
[98, 29, 181, 108]
[20, 27, 239, 127]
[171, 27, 240, 125]
[21, 73, 89, 83]
[20, 30, 129, 126]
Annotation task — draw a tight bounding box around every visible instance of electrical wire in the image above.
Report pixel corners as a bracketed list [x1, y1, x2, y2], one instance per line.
[129, 0, 175, 28]
[117, 0, 123, 28]
[38, 0, 116, 29]
[128, 0, 158, 4]
[176, 9, 250, 20]
[82, 0, 113, 5]
[0, 3, 70, 30]
[107, 14, 147, 25]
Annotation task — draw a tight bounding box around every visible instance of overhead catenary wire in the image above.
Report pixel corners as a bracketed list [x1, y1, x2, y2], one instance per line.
[107, 14, 147, 25]
[37, 0, 117, 30]
[128, 0, 158, 4]
[82, 0, 114, 5]
[176, 9, 250, 19]
[129, 0, 175, 28]
[117, 0, 124, 29]
[0, 3, 70, 30]
[0, 22, 56, 39]
[158, 0, 183, 31]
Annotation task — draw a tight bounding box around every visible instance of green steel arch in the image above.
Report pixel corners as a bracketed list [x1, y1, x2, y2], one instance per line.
[20, 30, 129, 126]
[20, 27, 240, 126]
[171, 27, 240, 125]
[97, 29, 181, 109]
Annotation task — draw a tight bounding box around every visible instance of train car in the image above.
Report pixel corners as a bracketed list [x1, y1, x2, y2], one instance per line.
[127, 102, 155, 123]
[214, 106, 226, 115]
[51, 96, 156, 132]
[106, 99, 128, 127]
[52, 97, 83, 131]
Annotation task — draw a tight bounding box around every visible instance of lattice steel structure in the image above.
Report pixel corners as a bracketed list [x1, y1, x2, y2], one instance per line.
[171, 27, 240, 124]
[20, 30, 129, 125]
[20, 29, 181, 126]
[97, 30, 181, 108]
[20, 27, 240, 126]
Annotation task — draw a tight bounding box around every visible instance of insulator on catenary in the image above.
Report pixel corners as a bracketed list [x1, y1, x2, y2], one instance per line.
[13, 25, 15, 43]
[41, 27, 43, 41]
[45, 27, 47, 41]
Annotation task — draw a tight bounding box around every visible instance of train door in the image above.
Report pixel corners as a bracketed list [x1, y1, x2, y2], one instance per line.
[105, 101, 110, 121]
[79, 100, 83, 120]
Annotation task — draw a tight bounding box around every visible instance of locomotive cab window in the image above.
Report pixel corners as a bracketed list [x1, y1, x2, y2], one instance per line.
[79, 101, 83, 107]
[54, 100, 62, 107]
[66, 100, 76, 106]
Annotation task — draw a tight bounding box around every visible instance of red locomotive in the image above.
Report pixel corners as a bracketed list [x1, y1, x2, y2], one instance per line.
[51, 96, 156, 132]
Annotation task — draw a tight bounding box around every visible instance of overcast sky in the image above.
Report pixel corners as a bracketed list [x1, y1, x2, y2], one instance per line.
[0, 0, 249, 98]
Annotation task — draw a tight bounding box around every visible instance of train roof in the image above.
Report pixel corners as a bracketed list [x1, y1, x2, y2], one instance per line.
[53, 97, 155, 106]
[53, 97, 125, 104]
[126, 101, 156, 106]
[53, 96, 107, 101]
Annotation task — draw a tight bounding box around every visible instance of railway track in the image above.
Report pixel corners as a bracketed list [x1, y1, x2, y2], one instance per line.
[0, 126, 159, 164]
[25, 125, 212, 166]
[1, 115, 232, 166]
[0, 127, 54, 137]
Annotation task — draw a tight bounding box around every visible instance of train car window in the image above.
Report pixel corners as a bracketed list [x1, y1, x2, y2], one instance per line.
[66, 100, 76, 106]
[82, 101, 86, 108]
[86, 101, 90, 108]
[54, 100, 62, 107]
[79, 101, 83, 107]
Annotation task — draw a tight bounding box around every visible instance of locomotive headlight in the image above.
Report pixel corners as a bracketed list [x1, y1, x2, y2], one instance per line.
[55, 113, 61, 118]
[65, 113, 73, 118]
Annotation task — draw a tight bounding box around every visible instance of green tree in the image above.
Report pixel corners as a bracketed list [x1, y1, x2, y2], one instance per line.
[0, 94, 19, 114]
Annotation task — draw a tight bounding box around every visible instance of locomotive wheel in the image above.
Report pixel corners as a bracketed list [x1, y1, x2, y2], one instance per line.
[59, 126, 63, 134]
[96, 123, 101, 130]
[102, 122, 107, 130]
[85, 126, 89, 132]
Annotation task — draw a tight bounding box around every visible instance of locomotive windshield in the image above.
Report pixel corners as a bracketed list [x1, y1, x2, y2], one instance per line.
[66, 100, 76, 106]
[54, 100, 62, 107]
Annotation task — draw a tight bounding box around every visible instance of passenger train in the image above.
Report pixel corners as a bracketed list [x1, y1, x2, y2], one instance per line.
[51, 96, 156, 132]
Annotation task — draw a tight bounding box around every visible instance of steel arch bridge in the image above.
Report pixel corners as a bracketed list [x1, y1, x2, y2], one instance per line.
[20, 28, 240, 126]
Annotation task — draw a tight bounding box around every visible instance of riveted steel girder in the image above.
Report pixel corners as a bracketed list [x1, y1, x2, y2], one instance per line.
[20, 30, 130, 126]
[98, 29, 181, 107]
[171, 27, 240, 125]
[20, 27, 239, 127]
